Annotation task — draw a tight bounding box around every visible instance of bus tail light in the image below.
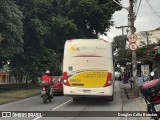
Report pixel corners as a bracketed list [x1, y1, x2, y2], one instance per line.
[63, 72, 70, 86]
[104, 72, 112, 87]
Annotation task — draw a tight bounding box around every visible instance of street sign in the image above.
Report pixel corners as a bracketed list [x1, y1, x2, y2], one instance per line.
[130, 43, 137, 51]
[128, 34, 137, 43]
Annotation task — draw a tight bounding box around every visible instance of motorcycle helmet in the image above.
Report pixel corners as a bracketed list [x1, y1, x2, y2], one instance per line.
[45, 70, 50, 74]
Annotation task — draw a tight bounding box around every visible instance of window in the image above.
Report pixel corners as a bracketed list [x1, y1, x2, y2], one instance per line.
[149, 33, 152, 36]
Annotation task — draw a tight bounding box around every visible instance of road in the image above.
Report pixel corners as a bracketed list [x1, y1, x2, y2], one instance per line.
[0, 81, 126, 120]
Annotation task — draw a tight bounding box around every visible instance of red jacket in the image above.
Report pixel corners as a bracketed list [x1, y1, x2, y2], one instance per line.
[41, 75, 51, 83]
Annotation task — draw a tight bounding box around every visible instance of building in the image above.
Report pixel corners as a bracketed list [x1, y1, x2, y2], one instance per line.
[0, 72, 10, 83]
[136, 27, 160, 48]
[135, 27, 160, 78]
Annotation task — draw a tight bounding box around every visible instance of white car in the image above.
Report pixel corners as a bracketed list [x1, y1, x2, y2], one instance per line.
[115, 71, 121, 80]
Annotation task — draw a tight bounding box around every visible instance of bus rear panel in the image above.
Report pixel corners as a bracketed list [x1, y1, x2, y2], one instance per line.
[63, 39, 114, 100]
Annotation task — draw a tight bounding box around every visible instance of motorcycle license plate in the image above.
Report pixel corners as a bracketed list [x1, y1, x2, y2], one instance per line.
[154, 104, 160, 112]
[41, 91, 46, 95]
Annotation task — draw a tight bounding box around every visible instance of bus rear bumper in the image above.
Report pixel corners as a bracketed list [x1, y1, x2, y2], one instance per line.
[63, 84, 114, 97]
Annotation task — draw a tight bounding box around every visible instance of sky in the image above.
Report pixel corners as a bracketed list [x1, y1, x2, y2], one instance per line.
[104, 0, 160, 41]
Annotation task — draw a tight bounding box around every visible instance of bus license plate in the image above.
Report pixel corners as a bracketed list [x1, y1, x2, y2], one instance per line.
[41, 91, 46, 95]
[154, 104, 160, 112]
[83, 90, 91, 93]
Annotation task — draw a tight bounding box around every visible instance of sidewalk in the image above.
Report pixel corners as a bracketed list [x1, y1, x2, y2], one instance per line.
[120, 82, 151, 120]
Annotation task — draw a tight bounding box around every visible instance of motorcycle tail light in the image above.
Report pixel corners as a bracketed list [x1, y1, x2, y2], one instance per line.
[42, 87, 45, 91]
[153, 96, 160, 104]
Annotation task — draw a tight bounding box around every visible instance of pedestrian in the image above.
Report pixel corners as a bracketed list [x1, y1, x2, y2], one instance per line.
[122, 72, 127, 84]
[129, 77, 133, 90]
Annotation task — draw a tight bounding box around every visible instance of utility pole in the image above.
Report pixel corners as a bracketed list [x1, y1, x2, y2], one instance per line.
[116, 26, 129, 48]
[116, 26, 129, 36]
[129, 0, 139, 97]
[146, 32, 149, 46]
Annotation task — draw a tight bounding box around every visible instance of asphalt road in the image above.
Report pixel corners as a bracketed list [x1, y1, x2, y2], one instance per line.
[0, 81, 124, 120]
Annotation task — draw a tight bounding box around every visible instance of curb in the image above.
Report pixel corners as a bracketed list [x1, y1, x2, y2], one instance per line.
[135, 98, 151, 120]
[123, 83, 151, 120]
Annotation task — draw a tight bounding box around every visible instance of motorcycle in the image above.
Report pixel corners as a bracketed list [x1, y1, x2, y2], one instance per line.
[40, 81, 53, 104]
[140, 75, 160, 120]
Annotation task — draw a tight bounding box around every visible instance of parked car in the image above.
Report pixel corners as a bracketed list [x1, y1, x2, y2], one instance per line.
[115, 71, 121, 80]
[51, 76, 63, 95]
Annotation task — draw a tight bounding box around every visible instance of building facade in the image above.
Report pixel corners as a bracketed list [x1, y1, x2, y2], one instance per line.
[136, 27, 160, 48]
[135, 27, 160, 78]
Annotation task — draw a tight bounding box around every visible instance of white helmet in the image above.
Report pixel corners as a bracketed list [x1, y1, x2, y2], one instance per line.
[45, 70, 50, 74]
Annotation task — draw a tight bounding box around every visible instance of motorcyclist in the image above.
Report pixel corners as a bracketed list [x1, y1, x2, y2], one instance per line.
[41, 70, 53, 98]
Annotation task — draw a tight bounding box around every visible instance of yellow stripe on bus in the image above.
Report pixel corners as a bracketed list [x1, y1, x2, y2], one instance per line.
[68, 71, 108, 88]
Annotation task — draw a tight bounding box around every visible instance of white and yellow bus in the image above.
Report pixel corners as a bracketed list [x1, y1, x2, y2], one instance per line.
[63, 39, 114, 101]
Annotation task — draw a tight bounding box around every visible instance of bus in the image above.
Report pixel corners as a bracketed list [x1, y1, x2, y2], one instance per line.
[63, 39, 114, 101]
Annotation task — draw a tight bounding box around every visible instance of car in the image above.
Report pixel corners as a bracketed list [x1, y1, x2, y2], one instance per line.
[51, 76, 63, 95]
[115, 71, 121, 80]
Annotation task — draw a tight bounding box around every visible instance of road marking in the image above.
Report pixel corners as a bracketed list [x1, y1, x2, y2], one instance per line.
[52, 99, 72, 111]
[32, 99, 72, 120]
[33, 114, 45, 120]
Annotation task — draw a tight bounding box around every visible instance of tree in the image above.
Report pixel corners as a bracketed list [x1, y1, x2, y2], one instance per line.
[112, 35, 131, 67]
[0, 0, 23, 63]
[112, 35, 157, 70]
[14, 0, 121, 53]
[112, 35, 126, 52]
[10, 47, 61, 84]
[65, 0, 121, 38]
[9, 0, 122, 83]
[136, 44, 156, 64]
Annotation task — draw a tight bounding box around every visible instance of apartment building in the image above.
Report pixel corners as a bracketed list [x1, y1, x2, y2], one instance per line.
[136, 27, 160, 47]
[134, 27, 160, 78]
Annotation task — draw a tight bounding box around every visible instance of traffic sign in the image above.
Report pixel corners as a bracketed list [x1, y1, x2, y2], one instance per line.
[130, 43, 137, 51]
[128, 34, 137, 43]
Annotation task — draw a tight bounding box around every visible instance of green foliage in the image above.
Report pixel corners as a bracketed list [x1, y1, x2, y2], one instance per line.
[112, 35, 126, 52]
[137, 44, 157, 63]
[113, 35, 157, 67]
[112, 35, 130, 66]
[50, 15, 78, 53]
[2, 0, 122, 83]
[65, 0, 121, 37]
[157, 47, 160, 54]
[31, 18, 49, 36]
[0, 0, 24, 60]
[10, 47, 62, 81]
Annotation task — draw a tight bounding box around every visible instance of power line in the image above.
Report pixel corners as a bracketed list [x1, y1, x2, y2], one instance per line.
[135, 0, 142, 20]
[146, 0, 160, 25]
[116, 26, 129, 36]
[112, 0, 129, 11]
[133, 0, 138, 15]
[146, 0, 160, 18]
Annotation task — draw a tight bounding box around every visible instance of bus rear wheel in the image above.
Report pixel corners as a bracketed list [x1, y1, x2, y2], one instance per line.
[72, 97, 81, 101]
[107, 96, 113, 101]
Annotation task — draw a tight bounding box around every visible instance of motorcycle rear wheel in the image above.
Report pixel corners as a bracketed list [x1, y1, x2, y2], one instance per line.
[43, 96, 47, 104]
[49, 98, 52, 102]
